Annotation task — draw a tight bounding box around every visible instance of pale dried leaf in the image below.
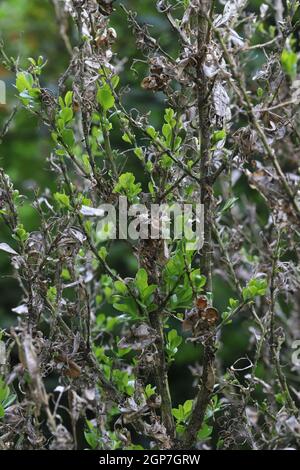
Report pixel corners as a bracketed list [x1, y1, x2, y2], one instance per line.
[0, 242, 18, 255]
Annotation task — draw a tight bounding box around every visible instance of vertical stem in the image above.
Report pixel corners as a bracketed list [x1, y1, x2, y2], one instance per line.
[197, 0, 213, 294]
[269, 231, 297, 413]
[181, 0, 215, 450]
[149, 311, 176, 439]
[182, 338, 215, 448]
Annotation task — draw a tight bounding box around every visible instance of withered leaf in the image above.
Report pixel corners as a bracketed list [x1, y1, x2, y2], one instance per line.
[182, 308, 199, 332]
[201, 307, 219, 325]
[55, 354, 81, 378]
[213, 81, 230, 118]
[0, 242, 18, 256]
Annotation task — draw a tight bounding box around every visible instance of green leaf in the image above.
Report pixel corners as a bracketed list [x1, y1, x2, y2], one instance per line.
[13, 224, 28, 243]
[135, 269, 148, 293]
[122, 132, 133, 144]
[114, 280, 128, 294]
[167, 329, 182, 360]
[98, 247, 108, 260]
[229, 298, 239, 308]
[222, 297, 239, 325]
[113, 172, 142, 202]
[97, 84, 115, 111]
[111, 75, 120, 89]
[16, 72, 34, 93]
[60, 107, 73, 125]
[134, 269, 157, 307]
[257, 87, 264, 97]
[190, 269, 206, 291]
[212, 129, 226, 144]
[172, 406, 183, 421]
[162, 123, 172, 145]
[183, 399, 193, 415]
[64, 91, 73, 107]
[281, 49, 298, 80]
[146, 126, 158, 140]
[113, 297, 139, 317]
[168, 329, 182, 349]
[61, 268, 71, 281]
[134, 147, 144, 160]
[167, 283, 193, 311]
[197, 423, 213, 440]
[172, 400, 193, 423]
[84, 421, 99, 449]
[220, 197, 239, 214]
[164, 108, 176, 127]
[61, 128, 75, 148]
[145, 384, 156, 398]
[47, 286, 57, 304]
[54, 192, 71, 209]
[113, 369, 135, 396]
[2, 394, 16, 409]
[146, 161, 153, 172]
[0, 382, 9, 402]
[275, 392, 288, 405]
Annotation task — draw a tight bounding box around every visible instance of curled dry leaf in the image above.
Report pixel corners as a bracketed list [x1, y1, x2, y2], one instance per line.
[183, 296, 219, 335]
[54, 353, 81, 378]
[11, 304, 28, 315]
[196, 295, 208, 310]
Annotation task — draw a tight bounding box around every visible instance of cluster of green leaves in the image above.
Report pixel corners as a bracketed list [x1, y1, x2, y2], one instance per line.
[134, 268, 157, 311]
[112, 268, 157, 318]
[15, 70, 40, 106]
[94, 344, 134, 394]
[160, 108, 182, 168]
[54, 192, 71, 210]
[242, 277, 268, 301]
[112, 369, 135, 396]
[113, 172, 142, 203]
[166, 329, 182, 362]
[163, 243, 206, 312]
[84, 419, 143, 450]
[84, 420, 121, 450]
[12, 224, 29, 244]
[96, 312, 125, 334]
[172, 395, 221, 441]
[54, 91, 75, 149]
[221, 278, 268, 325]
[96, 74, 119, 112]
[172, 399, 193, 430]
